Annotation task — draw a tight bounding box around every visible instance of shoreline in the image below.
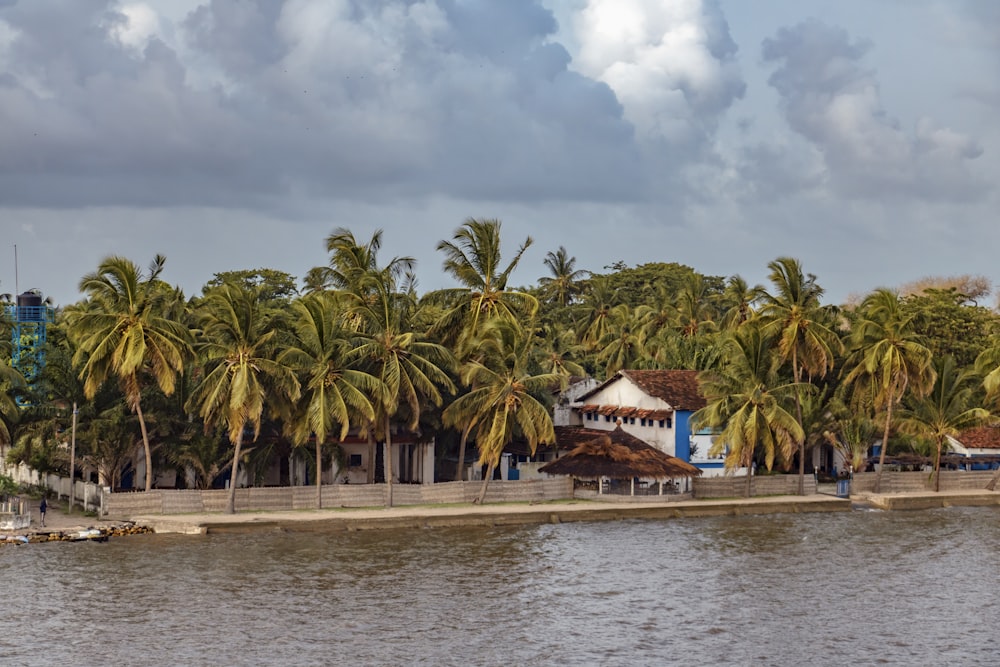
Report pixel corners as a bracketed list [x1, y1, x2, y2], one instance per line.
[135, 494, 851, 535]
[8, 489, 1000, 543]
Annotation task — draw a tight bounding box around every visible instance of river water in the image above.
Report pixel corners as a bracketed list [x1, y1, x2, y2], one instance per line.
[3, 506, 999, 666]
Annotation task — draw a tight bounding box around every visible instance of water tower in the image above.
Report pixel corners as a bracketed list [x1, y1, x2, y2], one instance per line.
[5, 289, 54, 398]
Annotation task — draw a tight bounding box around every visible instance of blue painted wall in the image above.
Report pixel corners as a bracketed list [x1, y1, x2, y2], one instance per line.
[674, 410, 693, 461]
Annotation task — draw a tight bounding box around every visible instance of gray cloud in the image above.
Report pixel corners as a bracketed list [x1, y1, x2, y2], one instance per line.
[761, 20, 985, 201]
[0, 0, 647, 210]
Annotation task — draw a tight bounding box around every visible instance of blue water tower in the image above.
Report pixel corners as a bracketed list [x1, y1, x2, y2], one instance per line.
[6, 289, 54, 403]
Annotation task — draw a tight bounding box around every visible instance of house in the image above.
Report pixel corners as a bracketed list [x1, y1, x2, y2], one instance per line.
[944, 425, 1000, 470]
[562, 369, 730, 476]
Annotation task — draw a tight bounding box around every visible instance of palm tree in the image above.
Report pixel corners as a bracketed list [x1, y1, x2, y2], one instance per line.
[431, 218, 538, 350]
[168, 429, 231, 490]
[444, 319, 557, 503]
[0, 362, 25, 454]
[539, 246, 589, 307]
[843, 288, 936, 493]
[691, 323, 804, 497]
[186, 282, 300, 514]
[596, 304, 645, 376]
[280, 292, 380, 508]
[70, 255, 193, 491]
[758, 257, 842, 494]
[347, 268, 455, 506]
[674, 273, 718, 339]
[307, 227, 413, 295]
[577, 275, 617, 353]
[719, 275, 764, 330]
[897, 356, 989, 492]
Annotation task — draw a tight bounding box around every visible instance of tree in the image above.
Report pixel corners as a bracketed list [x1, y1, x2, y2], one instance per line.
[431, 218, 538, 350]
[347, 267, 455, 506]
[719, 275, 764, 330]
[186, 282, 300, 514]
[204, 268, 300, 304]
[758, 257, 842, 494]
[691, 323, 804, 497]
[897, 356, 990, 492]
[280, 292, 380, 508]
[70, 255, 192, 491]
[843, 289, 936, 494]
[539, 246, 589, 307]
[596, 304, 645, 376]
[443, 319, 557, 503]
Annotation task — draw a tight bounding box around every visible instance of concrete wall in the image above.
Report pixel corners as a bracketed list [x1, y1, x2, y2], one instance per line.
[1, 461, 103, 512]
[851, 470, 996, 493]
[103, 478, 575, 517]
[693, 474, 817, 498]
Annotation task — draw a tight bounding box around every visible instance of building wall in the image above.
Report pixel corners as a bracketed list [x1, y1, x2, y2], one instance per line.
[578, 377, 679, 455]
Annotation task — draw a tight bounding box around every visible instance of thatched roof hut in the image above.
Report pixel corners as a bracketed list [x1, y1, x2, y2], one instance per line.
[540, 426, 702, 481]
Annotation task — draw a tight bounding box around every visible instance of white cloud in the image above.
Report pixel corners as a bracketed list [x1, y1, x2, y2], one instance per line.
[110, 3, 162, 51]
[568, 0, 744, 144]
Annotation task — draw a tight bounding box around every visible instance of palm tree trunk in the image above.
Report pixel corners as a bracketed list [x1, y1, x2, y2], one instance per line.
[475, 463, 495, 504]
[135, 398, 153, 492]
[933, 436, 942, 493]
[384, 416, 394, 508]
[874, 398, 895, 494]
[793, 355, 805, 496]
[454, 422, 473, 482]
[316, 440, 323, 509]
[226, 430, 244, 515]
[366, 429, 375, 484]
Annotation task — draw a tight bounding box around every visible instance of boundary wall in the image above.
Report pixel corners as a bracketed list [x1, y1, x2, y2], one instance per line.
[1, 461, 103, 513]
[851, 470, 996, 493]
[103, 478, 574, 517]
[693, 474, 816, 498]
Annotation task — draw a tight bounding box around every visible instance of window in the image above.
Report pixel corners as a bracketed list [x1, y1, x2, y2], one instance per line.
[659, 417, 673, 428]
[349, 454, 363, 467]
[629, 417, 636, 424]
[604, 415, 612, 422]
[585, 412, 592, 421]
[640, 418, 647, 427]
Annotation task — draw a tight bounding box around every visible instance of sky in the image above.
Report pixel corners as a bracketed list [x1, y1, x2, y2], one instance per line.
[1, 0, 998, 308]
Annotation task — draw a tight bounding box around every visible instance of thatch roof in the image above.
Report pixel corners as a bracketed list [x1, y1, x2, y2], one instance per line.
[539, 426, 702, 480]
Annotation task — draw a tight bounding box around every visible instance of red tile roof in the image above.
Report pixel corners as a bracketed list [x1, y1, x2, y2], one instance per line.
[577, 369, 705, 410]
[955, 425, 1000, 449]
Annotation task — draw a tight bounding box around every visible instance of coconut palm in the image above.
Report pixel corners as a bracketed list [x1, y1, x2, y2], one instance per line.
[758, 257, 842, 494]
[70, 255, 193, 491]
[280, 292, 380, 508]
[539, 246, 589, 307]
[186, 282, 300, 514]
[347, 268, 455, 506]
[0, 362, 25, 452]
[306, 227, 414, 295]
[444, 319, 557, 503]
[843, 288, 936, 494]
[596, 304, 646, 376]
[719, 275, 764, 330]
[577, 275, 617, 352]
[691, 323, 804, 497]
[897, 355, 990, 492]
[431, 218, 538, 351]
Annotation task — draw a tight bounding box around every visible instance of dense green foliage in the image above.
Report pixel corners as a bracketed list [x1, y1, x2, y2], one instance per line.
[3, 224, 998, 497]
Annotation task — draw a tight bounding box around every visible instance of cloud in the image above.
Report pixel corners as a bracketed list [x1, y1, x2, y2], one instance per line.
[569, 0, 745, 147]
[761, 20, 984, 201]
[0, 0, 647, 211]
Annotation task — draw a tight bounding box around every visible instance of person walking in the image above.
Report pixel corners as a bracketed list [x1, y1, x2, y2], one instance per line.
[38, 497, 47, 527]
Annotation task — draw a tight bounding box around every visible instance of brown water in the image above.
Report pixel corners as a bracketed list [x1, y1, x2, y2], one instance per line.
[3, 507, 999, 666]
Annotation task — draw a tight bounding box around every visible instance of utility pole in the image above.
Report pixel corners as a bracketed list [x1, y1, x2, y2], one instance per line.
[69, 402, 78, 513]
